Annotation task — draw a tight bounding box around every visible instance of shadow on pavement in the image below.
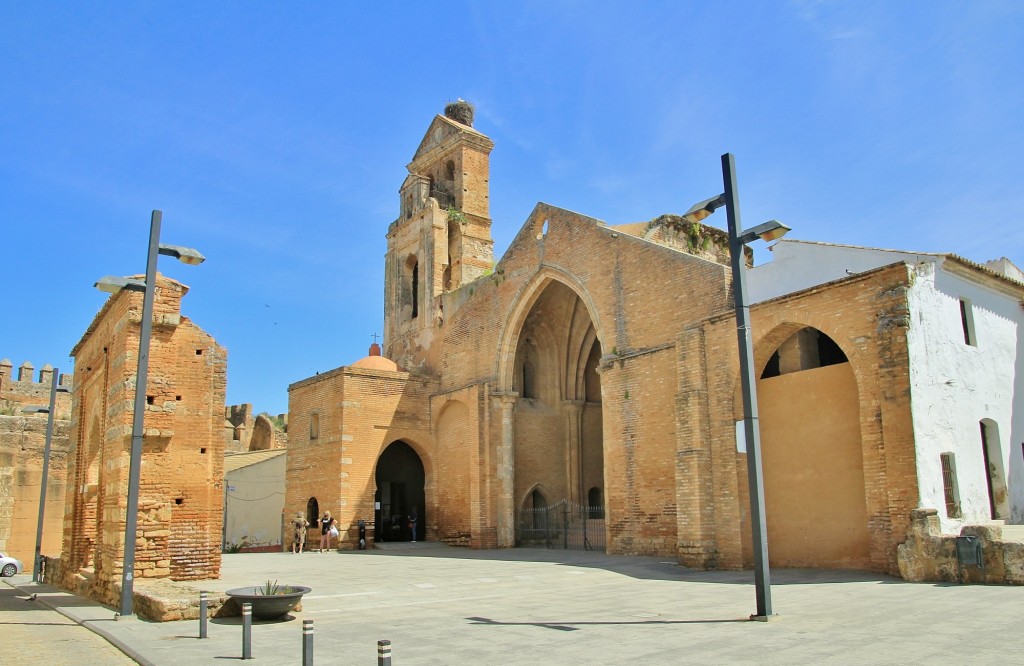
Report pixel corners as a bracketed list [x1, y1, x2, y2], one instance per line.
[359, 543, 904, 586]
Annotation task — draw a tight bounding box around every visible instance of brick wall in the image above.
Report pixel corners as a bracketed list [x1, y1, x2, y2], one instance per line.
[58, 276, 226, 606]
[289, 109, 923, 576]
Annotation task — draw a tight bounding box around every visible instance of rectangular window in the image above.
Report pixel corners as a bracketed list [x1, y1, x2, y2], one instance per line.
[939, 453, 960, 518]
[959, 298, 976, 346]
[309, 413, 319, 440]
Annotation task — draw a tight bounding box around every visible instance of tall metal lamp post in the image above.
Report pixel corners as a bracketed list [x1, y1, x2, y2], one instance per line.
[22, 370, 71, 583]
[94, 210, 204, 617]
[681, 153, 790, 620]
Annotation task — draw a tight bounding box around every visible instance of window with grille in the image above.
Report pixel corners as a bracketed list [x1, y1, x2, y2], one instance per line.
[940, 453, 960, 518]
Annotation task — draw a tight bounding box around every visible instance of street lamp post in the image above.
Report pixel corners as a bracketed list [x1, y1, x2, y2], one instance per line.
[22, 369, 71, 583]
[682, 153, 789, 621]
[94, 210, 204, 617]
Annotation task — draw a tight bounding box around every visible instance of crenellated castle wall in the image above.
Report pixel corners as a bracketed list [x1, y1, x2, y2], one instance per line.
[0, 358, 74, 565]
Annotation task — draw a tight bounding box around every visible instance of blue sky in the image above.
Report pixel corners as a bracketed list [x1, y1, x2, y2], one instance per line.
[2, 2, 1022, 416]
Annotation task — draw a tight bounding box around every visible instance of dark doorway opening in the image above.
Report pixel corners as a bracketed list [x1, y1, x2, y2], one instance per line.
[305, 497, 319, 552]
[374, 441, 425, 542]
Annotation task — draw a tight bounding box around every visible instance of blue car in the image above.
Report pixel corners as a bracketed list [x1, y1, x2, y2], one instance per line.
[0, 552, 24, 577]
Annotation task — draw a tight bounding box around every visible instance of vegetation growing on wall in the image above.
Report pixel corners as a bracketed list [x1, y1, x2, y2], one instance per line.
[447, 206, 467, 225]
[259, 412, 287, 433]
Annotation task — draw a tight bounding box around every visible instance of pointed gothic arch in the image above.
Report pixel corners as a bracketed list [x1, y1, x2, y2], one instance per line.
[495, 269, 607, 550]
[737, 321, 869, 569]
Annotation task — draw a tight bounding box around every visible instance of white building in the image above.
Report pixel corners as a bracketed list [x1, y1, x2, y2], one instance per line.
[750, 240, 1024, 532]
[223, 449, 287, 552]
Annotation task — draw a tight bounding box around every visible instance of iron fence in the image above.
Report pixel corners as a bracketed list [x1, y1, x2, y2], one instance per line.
[517, 499, 606, 551]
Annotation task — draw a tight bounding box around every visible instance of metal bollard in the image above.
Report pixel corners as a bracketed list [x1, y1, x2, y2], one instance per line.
[302, 619, 314, 666]
[378, 639, 392, 666]
[242, 602, 252, 660]
[199, 591, 208, 639]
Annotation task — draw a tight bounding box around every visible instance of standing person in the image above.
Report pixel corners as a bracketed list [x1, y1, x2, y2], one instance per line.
[319, 511, 336, 552]
[408, 506, 418, 543]
[292, 512, 308, 554]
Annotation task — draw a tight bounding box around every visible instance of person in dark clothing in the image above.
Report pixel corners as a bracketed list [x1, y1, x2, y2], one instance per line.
[408, 506, 418, 542]
[319, 511, 336, 552]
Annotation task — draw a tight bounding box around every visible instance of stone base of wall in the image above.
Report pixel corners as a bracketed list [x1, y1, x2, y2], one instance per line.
[238, 544, 282, 554]
[134, 578, 232, 621]
[440, 532, 472, 547]
[44, 555, 239, 622]
[897, 508, 1024, 585]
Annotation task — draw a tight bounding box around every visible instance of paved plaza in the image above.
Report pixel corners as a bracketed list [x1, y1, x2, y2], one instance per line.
[2, 542, 1021, 665]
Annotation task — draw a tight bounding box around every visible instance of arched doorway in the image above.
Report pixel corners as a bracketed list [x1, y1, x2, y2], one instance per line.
[753, 325, 870, 569]
[305, 497, 319, 551]
[505, 277, 604, 549]
[979, 419, 1009, 520]
[374, 441, 425, 542]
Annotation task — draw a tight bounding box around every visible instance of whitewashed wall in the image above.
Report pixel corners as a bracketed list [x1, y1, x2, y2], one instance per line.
[905, 262, 1024, 531]
[224, 454, 286, 550]
[748, 240, 938, 304]
[749, 241, 1024, 531]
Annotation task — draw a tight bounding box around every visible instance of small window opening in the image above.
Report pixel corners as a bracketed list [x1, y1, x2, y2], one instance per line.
[521, 359, 537, 399]
[411, 261, 419, 319]
[587, 487, 604, 519]
[174, 497, 184, 505]
[940, 453, 960, 518]
[445, 160, 455, 181]
[310, 413, 320, 440]
[175, 395, 182, 401]
[960, 299, 976, 346]
[200, 447, 207, 454]
[146, 395, 155, 405]
[196, 349, 203, 356]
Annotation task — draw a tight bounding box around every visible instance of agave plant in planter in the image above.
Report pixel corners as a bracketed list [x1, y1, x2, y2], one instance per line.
[225, 580, 311, 620]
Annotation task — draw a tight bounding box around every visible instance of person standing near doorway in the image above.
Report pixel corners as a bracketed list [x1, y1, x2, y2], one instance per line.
[408, 506, 418, 542]
[292, 512, 308, 554]
[319, 511, 336, 552]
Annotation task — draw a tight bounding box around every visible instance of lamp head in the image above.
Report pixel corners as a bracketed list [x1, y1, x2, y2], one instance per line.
[682, 194, 727, 224]
[159, 244, 205, 265]
[753, 220, 790, 242]
[94, 276, 147, 294]
[736, 220, 791, 246]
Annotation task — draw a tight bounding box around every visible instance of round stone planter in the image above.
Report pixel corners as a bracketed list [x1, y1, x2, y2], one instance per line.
[225, 585, 311, 620]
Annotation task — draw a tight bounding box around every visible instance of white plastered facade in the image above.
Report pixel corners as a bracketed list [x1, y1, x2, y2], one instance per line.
[749, 240, 1024, 533]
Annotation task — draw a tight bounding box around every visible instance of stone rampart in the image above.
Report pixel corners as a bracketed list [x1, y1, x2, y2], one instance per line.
[0, 359, 73, 564]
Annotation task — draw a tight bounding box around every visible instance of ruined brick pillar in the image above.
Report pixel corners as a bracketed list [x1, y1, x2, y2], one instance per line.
[494, 393, 517, 547]
[61, 276, 226, 606]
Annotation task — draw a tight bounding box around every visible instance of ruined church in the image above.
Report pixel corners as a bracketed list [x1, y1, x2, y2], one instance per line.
[286, 101, 1024, 577]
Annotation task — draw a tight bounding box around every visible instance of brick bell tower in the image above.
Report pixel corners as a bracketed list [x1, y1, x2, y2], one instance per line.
[384, 100, 495, 372]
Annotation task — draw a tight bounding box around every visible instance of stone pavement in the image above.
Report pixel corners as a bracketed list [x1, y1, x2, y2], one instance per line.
[3, 542, 1022, 665]
[0, 581, 137, 665]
